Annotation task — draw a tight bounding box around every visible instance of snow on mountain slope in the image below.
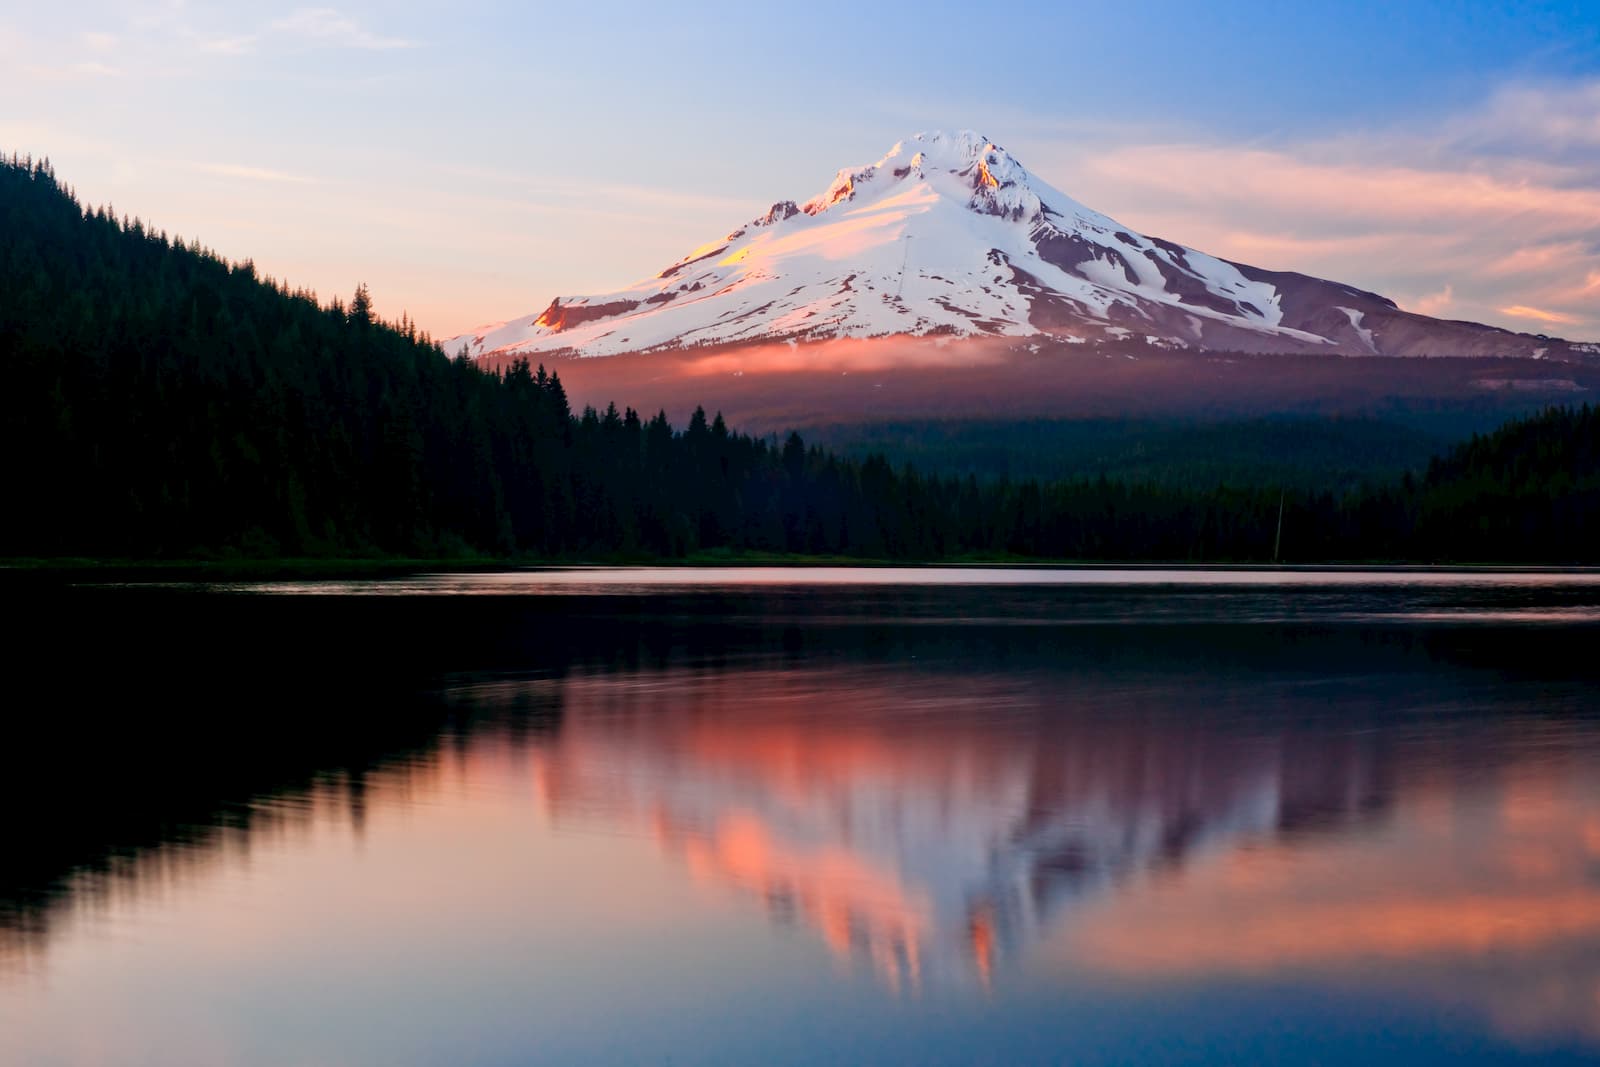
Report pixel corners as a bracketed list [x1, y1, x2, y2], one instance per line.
[446, 131, 1579, 361]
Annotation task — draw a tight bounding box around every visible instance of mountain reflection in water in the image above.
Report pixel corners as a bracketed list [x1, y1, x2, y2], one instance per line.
[455, 663, 1600, 1021]
[470, 664, 1389, 991]
[4, 577, 1600, 1065]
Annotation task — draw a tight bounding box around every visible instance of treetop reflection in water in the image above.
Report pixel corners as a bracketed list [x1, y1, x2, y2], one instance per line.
[4, 574, 1600, 1066]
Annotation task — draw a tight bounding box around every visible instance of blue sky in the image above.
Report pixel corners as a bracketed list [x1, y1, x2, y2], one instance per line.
[3, 1, 1598, 338]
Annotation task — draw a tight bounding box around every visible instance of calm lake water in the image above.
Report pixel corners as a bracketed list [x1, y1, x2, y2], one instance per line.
[5, 568, 1600, 1065]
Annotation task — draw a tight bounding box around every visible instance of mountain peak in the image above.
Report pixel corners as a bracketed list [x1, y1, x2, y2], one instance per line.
[447, 134, 1579, 362]
[794, 131, 1048, 224]
[886, 130, 1008, 174]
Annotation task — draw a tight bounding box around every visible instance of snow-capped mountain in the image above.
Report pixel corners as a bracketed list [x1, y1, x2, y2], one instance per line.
[447, 131, 1582, 361]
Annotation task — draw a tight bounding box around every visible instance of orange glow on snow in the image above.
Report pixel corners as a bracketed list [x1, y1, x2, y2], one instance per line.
[675, 336, 1016, 376]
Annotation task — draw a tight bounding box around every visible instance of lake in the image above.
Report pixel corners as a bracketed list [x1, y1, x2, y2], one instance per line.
[4, 568, 1600, 1065]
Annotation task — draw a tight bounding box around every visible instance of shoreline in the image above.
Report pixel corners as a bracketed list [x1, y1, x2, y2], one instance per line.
[7, 554, 1600, 586]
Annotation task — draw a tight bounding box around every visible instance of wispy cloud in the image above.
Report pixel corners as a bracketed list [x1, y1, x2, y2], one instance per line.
[436, 165, 765, 222]
[20, 59, 124, 80]
[1085, 147, 1600, 228]
[127, 0, 191, 33]
[270, 8, 416, 50]
[1447, 80, 1600, 158]
[192, 162, 315, 184]
[191, 32, 259, 55]
[1500, 304, 1580, 325]
[1412, 285, 1455, 317]
[14, 6, 419, 72]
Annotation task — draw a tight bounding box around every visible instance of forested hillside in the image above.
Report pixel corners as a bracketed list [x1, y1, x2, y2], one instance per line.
[3, 153, 1598, 564]
[1415, 405, 1600, 562]
[800, 417, 1454, 494]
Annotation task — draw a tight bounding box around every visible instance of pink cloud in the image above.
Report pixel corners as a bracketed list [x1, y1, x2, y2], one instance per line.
[1022, 86, 1600, 339]
[1083, 146, 1600, 230]
[1410, 285, 1455, 317]
[1500, 305, 1581, 325]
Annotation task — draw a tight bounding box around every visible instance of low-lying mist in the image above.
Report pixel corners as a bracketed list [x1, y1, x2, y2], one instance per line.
[484, 337, 1599, 440]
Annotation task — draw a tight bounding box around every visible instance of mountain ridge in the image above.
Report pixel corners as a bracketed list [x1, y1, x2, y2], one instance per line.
[447, 131, 1591, 362]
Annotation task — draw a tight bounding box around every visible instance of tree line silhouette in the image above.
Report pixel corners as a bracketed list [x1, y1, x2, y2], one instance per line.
[4, 153, 1598, 563]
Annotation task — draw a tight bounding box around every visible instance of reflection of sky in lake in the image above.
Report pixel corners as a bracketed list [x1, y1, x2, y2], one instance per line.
[5, 580, 1600, 1065]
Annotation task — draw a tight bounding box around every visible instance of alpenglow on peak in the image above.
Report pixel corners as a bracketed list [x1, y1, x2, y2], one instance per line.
[445, 131, 1576, 361]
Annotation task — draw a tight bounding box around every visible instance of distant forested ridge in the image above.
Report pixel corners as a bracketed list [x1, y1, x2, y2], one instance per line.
[3, 153, 1598, 564]
[800, 417, 1454, 495]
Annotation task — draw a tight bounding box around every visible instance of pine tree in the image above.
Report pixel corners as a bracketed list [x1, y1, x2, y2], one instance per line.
[349, 283, 373, 327]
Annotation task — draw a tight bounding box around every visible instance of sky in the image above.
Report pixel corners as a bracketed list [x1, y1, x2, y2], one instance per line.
[3, 0, 1599, 341]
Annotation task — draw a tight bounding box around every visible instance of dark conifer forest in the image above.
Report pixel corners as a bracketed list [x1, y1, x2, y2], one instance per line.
[4, 153, 1599, 564]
